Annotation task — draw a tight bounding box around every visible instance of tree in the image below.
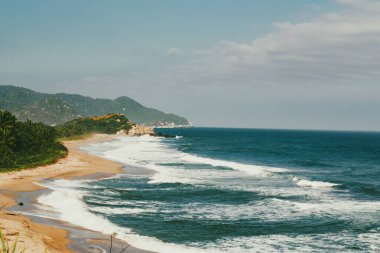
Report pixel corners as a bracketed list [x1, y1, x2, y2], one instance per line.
[0, 110, 67, 170]
[0, 110, 16, 148]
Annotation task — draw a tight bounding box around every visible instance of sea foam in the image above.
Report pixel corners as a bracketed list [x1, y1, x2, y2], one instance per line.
[82, 135, 290, 185]
[34, 134, 380, 253]
[37, 180, 224, 253]
[37, 179, 380, 253]
[292, 176, 339, 188]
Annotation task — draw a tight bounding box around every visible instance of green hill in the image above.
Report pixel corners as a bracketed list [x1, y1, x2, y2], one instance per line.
[0, 85, 189, 126]
[55, 114, 133, 139]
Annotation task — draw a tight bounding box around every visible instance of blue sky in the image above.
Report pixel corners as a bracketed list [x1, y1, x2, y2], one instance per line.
[1, 0, 379, 130]
[1, 0, 334, 73]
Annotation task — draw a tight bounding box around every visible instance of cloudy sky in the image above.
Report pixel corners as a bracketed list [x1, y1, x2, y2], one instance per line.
[1, 0, 379, 131]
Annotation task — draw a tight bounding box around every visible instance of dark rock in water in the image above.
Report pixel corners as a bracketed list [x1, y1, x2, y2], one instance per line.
[154, 132, 175, 138]
[18, 202, 24, 206]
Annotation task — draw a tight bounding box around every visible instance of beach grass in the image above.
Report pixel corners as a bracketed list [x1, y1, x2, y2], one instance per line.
[0, 229, 24, 253]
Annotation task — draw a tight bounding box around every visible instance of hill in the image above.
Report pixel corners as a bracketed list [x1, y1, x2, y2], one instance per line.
[55, 113, 133, 139]
[0, 85, 189, 126]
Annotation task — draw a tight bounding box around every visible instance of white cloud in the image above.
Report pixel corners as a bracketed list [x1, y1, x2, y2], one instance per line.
[166, 47, 183, 56]
[45, 0, 380, 129]
[177, 0, 380, 90]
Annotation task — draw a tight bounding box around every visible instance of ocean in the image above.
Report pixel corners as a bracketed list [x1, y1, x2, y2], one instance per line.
[38, 128, 380, 252]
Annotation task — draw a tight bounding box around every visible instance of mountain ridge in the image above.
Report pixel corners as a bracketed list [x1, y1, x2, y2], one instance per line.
[0, 85, 189, 126]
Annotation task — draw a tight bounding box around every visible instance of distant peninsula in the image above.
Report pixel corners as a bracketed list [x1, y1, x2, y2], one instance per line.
[0, 85, 189, 126]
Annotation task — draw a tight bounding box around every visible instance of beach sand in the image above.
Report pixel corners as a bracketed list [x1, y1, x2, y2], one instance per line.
[0, 134, 152, 253]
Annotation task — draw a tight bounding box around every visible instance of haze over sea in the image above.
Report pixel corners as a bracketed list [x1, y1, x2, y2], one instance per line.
[38, 128, 380, 252]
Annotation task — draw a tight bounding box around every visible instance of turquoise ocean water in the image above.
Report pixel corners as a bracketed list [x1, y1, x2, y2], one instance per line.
[38, 128, 380, 252]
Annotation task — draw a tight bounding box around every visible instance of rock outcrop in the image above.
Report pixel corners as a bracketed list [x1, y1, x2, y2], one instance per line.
[117, 125, 156, 136]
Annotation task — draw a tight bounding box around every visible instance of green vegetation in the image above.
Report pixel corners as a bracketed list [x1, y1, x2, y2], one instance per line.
[0, 110, 132, 172]
[0, 85, 189, 126]
[0, 110, 67, 172]
[1, 229, 24, 253]
[55, 113, 133, 139]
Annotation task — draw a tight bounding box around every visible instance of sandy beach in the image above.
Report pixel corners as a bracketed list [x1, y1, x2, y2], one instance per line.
[0, 134, 147, 253]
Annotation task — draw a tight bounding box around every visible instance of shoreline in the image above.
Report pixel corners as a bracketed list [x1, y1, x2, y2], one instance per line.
[0, 134, 152, 253]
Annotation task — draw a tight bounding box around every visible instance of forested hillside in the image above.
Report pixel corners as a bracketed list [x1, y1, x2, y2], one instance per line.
[0, 85, 189, 126]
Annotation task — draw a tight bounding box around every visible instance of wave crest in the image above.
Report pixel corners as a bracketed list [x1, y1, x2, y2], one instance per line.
[293, 177, 339, 188]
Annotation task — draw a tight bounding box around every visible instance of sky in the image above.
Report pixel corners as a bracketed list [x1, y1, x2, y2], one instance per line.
[1, 0, 379, 131]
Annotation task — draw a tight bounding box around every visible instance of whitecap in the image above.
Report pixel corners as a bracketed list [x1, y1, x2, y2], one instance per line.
[82, 135, 291, 185]
[292, 176, 339, 188]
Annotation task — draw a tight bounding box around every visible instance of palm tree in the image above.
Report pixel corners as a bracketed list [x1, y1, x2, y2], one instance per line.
[0, 110, 16, 132]
[0, 110, 16, 147]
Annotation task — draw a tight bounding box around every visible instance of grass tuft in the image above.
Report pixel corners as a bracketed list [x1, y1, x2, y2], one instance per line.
[0, 229, 27, 253]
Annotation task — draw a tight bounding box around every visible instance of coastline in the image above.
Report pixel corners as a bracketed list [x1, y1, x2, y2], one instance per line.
[0, 134, 151, 253]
